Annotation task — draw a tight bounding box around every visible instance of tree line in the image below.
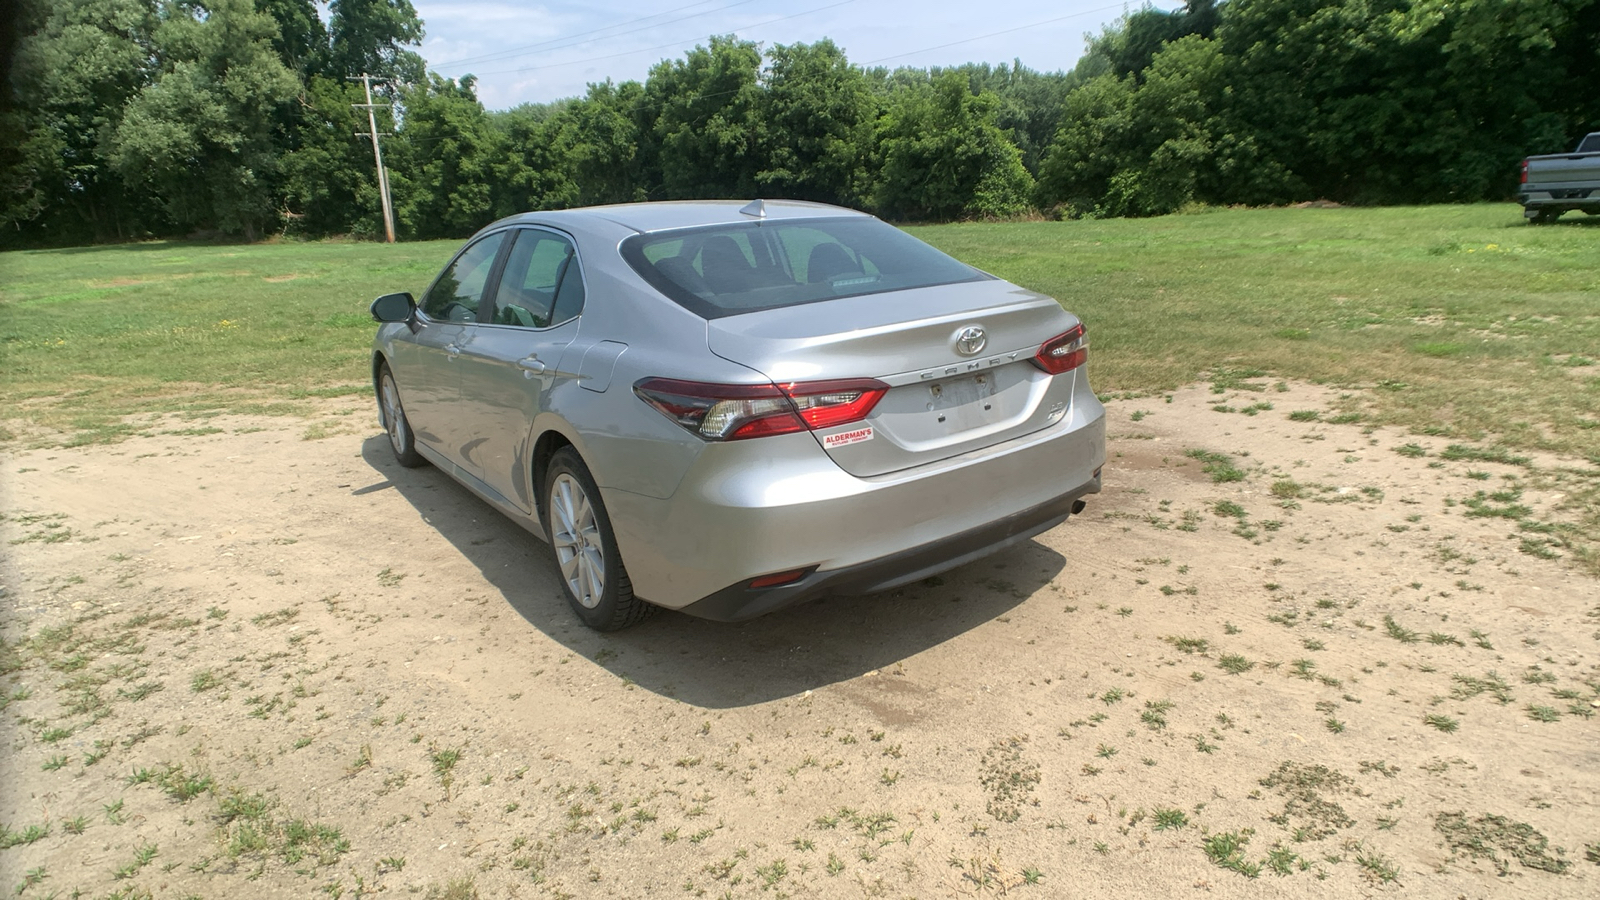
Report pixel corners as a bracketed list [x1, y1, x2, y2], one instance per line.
[3, 0, 1596, 249]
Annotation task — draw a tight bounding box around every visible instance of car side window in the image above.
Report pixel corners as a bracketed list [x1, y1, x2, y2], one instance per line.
[490, 230, 585, 328]
[421, 233, 506, 322]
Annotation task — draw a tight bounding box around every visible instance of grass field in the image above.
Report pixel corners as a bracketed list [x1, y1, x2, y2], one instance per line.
[2, 203, 1594, 453]
[927, 204, 1599, 458]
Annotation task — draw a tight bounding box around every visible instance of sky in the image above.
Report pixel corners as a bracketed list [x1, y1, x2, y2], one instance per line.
[410, 0, 1180, 110]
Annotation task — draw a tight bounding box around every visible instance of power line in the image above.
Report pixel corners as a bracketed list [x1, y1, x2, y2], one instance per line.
[430, 0, 762, 71]
[463, 0, 859, 79]
[861, 2, 1156, 66]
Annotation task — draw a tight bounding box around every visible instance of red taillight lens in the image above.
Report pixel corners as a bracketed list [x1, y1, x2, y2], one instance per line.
[1032, 323, 1088, 375]
[779, 379, 888, 431]
[634, 377, 888, 441]
[633, 379, 803, 439]
[1520, 160, 1529, 184]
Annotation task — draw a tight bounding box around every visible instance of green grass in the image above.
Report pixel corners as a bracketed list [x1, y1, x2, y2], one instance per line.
[914, 204, 1599, 458]
[0, 205, 1590, 451]
[0, 237, 454, 436]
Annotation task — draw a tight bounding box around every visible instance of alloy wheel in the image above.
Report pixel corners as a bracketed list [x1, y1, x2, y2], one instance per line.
[550, 473, 605, 608]
[381, 374, 408, 455]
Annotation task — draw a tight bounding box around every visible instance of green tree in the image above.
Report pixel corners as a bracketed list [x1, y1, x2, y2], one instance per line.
[391, 74, 500, 239]
[643, 36, 765, 199]
[498, 79, 651, 213]
[1034, 73, 1137, 216]
[1080, 0, 1221, 80]
[557, 80, 649, 206]
[756, 39, 875, 207]
[254, 0, 328, 76]
[973, 62, 1074, 175]
[874, 72, 1034, 220]
[5, 0, 159, 243]
[110, 0, 299, 238]
[491, 100, 579, 216]
[279, 75, 387, 237]
[1219, 0, 1594, 203]
[327, 0, 425, 82]
[1039, 33, 1291, 217]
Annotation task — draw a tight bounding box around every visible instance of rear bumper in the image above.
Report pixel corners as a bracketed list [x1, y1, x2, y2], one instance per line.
[677, 472, 1099, 621]
[1519, 187, 1600, 213]
[604, 394, 1106, 611]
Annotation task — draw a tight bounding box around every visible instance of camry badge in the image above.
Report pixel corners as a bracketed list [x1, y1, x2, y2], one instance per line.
[954, 325, 987, 356]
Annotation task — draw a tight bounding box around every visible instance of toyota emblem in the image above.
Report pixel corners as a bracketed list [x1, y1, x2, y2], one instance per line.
[954, 325, 987, 356]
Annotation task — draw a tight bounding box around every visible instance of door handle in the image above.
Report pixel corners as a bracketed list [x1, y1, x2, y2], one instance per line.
[518, 356, 547, 374]
[445, 343, 461, 360]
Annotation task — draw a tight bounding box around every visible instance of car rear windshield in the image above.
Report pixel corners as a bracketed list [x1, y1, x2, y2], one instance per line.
[619, 217, 990, 318]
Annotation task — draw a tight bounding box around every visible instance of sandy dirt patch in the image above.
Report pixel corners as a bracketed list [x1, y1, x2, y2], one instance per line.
[2, 383, 1596, 898]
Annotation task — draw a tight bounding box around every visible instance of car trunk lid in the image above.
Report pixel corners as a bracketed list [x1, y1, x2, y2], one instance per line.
[706, 280, 1080, 477]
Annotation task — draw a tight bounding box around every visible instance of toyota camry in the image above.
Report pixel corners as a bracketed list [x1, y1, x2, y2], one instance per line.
[369, 200, 1105, 630]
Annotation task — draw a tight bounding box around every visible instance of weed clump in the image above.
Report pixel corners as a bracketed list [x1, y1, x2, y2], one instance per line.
[1203, 829, 1260, 877]
[980, 736, 1040, 823]
[1259, 761, 1355, 841]
[1184, 448, 1245, 483]
[1217, 654, 1255, 675]
[1435, 812, 1568, 875]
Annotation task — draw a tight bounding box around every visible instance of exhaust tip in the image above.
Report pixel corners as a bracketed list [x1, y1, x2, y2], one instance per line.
[1071, 499, 1087, 515]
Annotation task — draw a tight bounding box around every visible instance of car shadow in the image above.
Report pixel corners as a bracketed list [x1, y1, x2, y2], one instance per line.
[1505, 215, 1600, 229]
[359, 435, 1066, 709]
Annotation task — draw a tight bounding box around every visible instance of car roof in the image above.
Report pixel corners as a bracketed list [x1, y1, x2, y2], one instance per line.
[500, 200, 873, 235]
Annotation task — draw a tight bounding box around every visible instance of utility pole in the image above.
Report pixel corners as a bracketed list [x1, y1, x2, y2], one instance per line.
[350, 74, 397, 243]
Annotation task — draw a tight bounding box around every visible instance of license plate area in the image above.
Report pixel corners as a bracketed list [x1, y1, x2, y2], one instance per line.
[928, 373, 999, 428]
[929, 373, 995, 407]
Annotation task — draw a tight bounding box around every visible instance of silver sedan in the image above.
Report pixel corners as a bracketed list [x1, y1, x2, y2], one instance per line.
[370, 200, 1105, 630]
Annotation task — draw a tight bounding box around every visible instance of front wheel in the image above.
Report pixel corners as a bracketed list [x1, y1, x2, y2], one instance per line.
[378, 364, 426, 468]
[543, 448, 652, 631]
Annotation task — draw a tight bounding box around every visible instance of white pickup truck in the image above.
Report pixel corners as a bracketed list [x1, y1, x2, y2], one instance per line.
[1518, 132, 1600, 223]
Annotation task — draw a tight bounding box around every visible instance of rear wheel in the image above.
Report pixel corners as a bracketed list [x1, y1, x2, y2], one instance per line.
[1530, 209, 1562, 225]
[378, 364, 426, 468]
[543, 448, 652, 631]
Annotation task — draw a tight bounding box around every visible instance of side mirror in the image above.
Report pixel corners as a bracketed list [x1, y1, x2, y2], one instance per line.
[370, 292, 416, 324]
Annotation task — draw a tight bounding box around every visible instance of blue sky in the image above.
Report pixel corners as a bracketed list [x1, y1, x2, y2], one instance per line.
[409, 0, 1178, 110]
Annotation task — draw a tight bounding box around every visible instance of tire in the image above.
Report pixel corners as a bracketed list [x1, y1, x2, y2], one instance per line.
[542, 447, 652, 631]
[377, 363, 426, 468]
[1530, 209, 1562, 225]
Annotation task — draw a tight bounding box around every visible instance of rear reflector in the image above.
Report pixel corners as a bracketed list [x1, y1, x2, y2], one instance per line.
[634, 377, 888, 441]
[747, 568, 812, 589]
[1032, 323, 1088, 375]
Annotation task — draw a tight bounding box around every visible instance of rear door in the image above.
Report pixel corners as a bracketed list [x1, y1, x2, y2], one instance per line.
[454, 227, 585, 512]
[390, 232, 509, 461]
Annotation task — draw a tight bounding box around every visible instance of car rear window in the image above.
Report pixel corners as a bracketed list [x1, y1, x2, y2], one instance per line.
[619, 217, 989, 318]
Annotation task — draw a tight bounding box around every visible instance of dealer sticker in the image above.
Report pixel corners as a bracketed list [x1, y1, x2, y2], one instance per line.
[823, 426, 874, 449]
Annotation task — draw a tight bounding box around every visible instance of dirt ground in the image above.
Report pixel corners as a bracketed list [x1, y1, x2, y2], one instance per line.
[2, 382, 1596, 899]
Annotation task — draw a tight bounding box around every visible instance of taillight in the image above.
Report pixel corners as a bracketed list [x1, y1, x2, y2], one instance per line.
[1520, 160, 1529, 184]
[782, 379, 887, 430]
[1032, 323, 1088, 375]
[634, 377, 888, 441]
